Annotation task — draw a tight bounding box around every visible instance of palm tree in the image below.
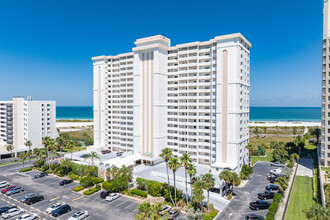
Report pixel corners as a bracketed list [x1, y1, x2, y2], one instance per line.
[160, 147, 174, 204]
[202, 173, 215, 210]
[33, 148, 40, 160]
[135, 201, 151, 220]
[290, 153, 300, 163]
[6, 144, 14, 162]
[66, 140, 76, 160]
[169, 157, 181, 206]
[186, 163, 197, 204]
[60, 158, 72, 175]
[219, 170, 232, 196]
[180, 153, 192, 205]
[26, 151, 33, 168]
[150, 203, 163, 220]
[42, 136, 53, 164]
[56, 137, 65, 151]
[229, 172, 240, 194]
[85, 151, 100, 167]
[18, 152, 27, 168]
[24, 141, 33, 167]
[192, 177, 205, 211]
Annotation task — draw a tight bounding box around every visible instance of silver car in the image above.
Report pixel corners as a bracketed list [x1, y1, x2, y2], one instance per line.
[5, 186, 24, 196]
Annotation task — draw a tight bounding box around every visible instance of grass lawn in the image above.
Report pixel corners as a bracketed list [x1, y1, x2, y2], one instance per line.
[61, 129, 93, 139]
[251, 149, 274, 165]
[286, 176, 314, 220]
[62, 146, 87, 153]
[305, 142, 317, 150]
[249, 136, 295, 148]
[321, 167, 330, 172]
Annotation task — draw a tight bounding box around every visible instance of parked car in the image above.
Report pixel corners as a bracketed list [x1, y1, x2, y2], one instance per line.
[59, 179, 73, 186]
[168, 210, 180, 219]
[67, 210, 89, 220]
[46, 202, 65, 214]
[249, 200, 271, 210]
[0, 181, 9, 188]
[246, 213, 265, 220]
[34, 172, 48, 179]
[2, 186, 16, 194]
[20, 193, 37, 203]
[80, 154, 88, 158]
[100, 190, 112, 199]
[101, 150, 111, 154]
[106, 193, 120, 202]
[6, 186, 24, 196]
[258, 190, 276, 200]
[160, 205, 171, 216]
[116, 152, 123, 156]
[2, 208, 25, 219]
[271, 162, 284, 167]
[51, 204, 71, 217]
[270, 168, 282, 175]
[265, 184, 279, 191]
[16, 213, 38, 220]
[0, 206, 17, 215]
[266, 173, 277, 180]
[25, 195, 44, 205]
[270, 176, 277, 183]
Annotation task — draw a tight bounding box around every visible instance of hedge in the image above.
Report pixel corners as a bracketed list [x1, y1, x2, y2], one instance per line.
[73, 186, 84, 192]
[80, 177, 94, 188]
[265, 201, 279, 220]
[83, 187, 100, 195]
[273, 193, 282, 203]
[202, 211, 218, 220]
[19, 167, 32, 172]
[130, 189, 147, 198]
[92, 177, 104, 184]
[69, 173, 79, 180]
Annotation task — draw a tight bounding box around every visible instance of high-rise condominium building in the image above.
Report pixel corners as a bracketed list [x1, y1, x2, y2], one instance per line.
[0, 97, 58, 156]
[322, 0, 330, 166]
[92, 33, 251, 171]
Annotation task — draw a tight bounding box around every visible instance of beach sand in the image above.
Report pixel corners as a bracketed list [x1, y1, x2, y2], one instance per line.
[249, 121, 320, 127]
[56, 122, 93, 132]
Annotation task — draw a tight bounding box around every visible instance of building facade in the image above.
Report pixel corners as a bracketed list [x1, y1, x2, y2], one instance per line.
[321, 0, 330, 166]
[0, 97, 58, 155]
[93, 33, 251, 171]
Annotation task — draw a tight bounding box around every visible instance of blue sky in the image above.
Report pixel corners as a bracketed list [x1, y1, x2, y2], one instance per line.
[0, 0, 322, 107]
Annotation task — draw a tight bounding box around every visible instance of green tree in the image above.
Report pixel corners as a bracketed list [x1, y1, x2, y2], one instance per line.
[60, 158, 72, 175]
[160, 147, 174, 204]
[135, 202, 151, 220]
[180, 153, 192, 204]
[150, 203, 164, 220]
[229, 172, 241, 194]
[66, 140, 76, 160]
[169, 157, 181, 206]
[310, 127, 321, 144]
[290, 153, 299, 163]
[192, 177, 205, 210]
[56, 137, 65, 151]
[202, 173, 215, 210]
[186, 163, 197, 204]
[42, 136, 53, 165]
[18, 152, 27, 168]
[24, 140, 33, 167]
[306, 203, 330, 220]
[85, 151, 100, 168]
[6, 144, 14, 162]
[219, 170, 232, 195]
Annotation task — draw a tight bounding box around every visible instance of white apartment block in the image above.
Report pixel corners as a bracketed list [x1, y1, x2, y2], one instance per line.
[92, 33, 251, 171]
[0, 97, 58, 156]
[321, 0, 330, 166]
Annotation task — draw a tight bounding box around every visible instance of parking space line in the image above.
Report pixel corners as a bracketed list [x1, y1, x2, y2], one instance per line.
[114, 198, 130, 207]
[72, 196, 83, 201]
[50, 197, 60, 202]
[124, 201, 138, 209]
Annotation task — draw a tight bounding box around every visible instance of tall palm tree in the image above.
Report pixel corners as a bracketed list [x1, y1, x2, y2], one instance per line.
[290, 153, 300, 163]
[135, 201, 151, 220]
[60, 158, 72, 175]
[6, 144, 14, 162]
[186, 163, 197, 204]
[160, 147, 174, 204]
[219, 170, 232, 196]
[192, 177, 205, 211]
[169, 157, 181, 206]
[18, 152, 27, 168]
[56, 137, 65, 151]
[150, 203, 164, 220]
[24, 140, 33, 167]
[202, 173, 215, 210]
[66, 140, 76, 160]
[85, 151, 100, 167]
[180, 153, 192, 204]
[42, 136, 53, 164]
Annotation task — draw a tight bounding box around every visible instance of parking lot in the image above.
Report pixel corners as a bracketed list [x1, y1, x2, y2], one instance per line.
[217, 161, 274, 220]
[0, 163, 140, 220]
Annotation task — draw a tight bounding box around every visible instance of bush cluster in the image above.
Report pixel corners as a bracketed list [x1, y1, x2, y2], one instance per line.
[130, 189, 147, 198]
[265, 201, 279, 220]
[202, 211, 218, 220]
[72, 186, 84, 192]
[92, 177, 104, 184]
[80, 176, 94, 188]
[83, 187, 100, 195]
[68, 173, 79, 180]
[19, 167, 32, 172]
[273, 193, 282, 203]
[33, 160, 44, 168]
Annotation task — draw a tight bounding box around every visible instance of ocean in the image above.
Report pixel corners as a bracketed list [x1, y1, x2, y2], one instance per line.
[56, 106, 321, 122]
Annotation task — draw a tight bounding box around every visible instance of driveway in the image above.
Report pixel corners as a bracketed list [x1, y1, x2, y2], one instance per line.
[217, 162, 274, 220]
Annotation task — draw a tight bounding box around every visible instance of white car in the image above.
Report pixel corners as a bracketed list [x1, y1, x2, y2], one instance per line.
[67, 210, 89, 220]
[16, 213, 38, 220]
[271, 162, 284, 167]
[0, 181, 9, 188]
[2, 208, 25, 219]
[46, 202, 65, 214]
[270, 168, 282, 175]
[160, 205, 171, 215]
[106, 193, 120, 202]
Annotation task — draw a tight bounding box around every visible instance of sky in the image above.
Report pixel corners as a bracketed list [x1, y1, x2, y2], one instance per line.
[0, 0, 323, 107]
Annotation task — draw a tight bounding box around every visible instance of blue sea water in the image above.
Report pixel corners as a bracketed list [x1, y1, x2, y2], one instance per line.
[56, 106, 321, 122]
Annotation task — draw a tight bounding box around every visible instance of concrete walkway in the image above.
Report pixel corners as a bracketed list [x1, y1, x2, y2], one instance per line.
[296, 158, 313, 177]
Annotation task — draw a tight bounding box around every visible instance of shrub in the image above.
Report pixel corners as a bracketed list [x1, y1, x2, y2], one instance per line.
[92, 177, 104, 185]
[69, 173, 79, 180]
[149, 182, 163, 197]
[136, 177, 159, 191]
[83, 187, 100, 195]
[287, 161, 294, 168]
[209, 211, 217, 219]
[33, 160, 44, 168]
[19, 167, 32, 172]
[202, 211, 218, 220]
[46, 169, 52, 174]
[80, 176, 94, 188]
[73, 186, 84, 192]
[130, 189, 147, 198]
[102, 181, 112, 191]
[266, 201, 279, 220]
[208, 204, 214, 212]
[41, 165, 49, 171]
[273, 193, 282, 203]
[95, 184, 101, 190]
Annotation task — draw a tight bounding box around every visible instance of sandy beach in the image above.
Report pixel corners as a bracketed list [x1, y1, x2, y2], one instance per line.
[56, 121, 93, 132]
[249, 121, 321, 127]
